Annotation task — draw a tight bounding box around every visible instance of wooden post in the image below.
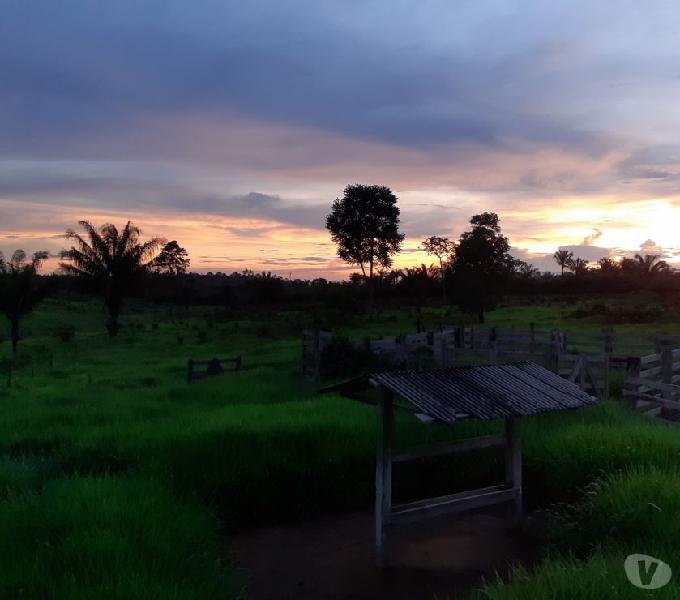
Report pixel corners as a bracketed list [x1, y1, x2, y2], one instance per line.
[578, 356, 586, 391]
[529, 322, 535, 355]
[625, 356, 641, 409]
[313, 330, 321, 383]
[602, 354, 610, 402]
[375, 390, 394, 567]
[504, 418, 522, 524]
[603, 328, 614, 355]
[187, 359, 194, 383]
[489, 327, 498, 365]
[661, 348, 673, 402]
[546, 332, 560, 373]
[438, 334, 448, 367]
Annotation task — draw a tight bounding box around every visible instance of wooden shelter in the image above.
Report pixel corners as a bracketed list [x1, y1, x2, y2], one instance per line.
[362, 363, 596, 566]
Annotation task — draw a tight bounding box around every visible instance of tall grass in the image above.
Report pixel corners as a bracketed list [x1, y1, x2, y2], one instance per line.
[3, 298, 680, 597]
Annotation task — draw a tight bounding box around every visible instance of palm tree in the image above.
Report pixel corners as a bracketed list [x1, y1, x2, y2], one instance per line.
[634, 254, 669, 274]
[597, 257, 620, 272]
[553, 249, 573, 275]
[0, 250, 49, 353]
[60, 221, 164, 335]
[516, 261, 540, 279]
[568, 257, 589, 276]
[421, 236, 455, 299]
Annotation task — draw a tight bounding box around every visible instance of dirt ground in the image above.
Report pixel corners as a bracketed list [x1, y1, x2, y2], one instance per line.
[228, 510, 541, 600]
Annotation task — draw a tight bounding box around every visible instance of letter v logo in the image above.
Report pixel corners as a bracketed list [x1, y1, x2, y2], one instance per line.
[625, 554, 672, 589]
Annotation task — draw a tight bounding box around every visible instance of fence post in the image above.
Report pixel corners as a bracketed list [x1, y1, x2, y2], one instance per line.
[603, 354, 610, 401]
[313, 329, 321, 383]
[438, 334, 449, 367]
[603, 327, 614, 354]
[662, 348, 673, 402]
[529, 322, 535, 354]
[625, 357, 641, 409]
[546, 332, 560, 373]
[187, 359, 194, 383]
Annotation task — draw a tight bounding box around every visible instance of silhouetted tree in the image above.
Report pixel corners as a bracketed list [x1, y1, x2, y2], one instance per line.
[553, 249, 573, 275]
[516, 261, 540, 279]
[568, 257, 589, 275]
[326, 184, 404, 310]
[597, 257, 620, 272]
[0, 250, 49, 353]
[421, 236, 455, 299]
[60, 221, 164, 335]
[448, 212, 513, 323]
[621, 253, 670, 275]
[152, 241, 190, 276]
[397, 264, 439, 303]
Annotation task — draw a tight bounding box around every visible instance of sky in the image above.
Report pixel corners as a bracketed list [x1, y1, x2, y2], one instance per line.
[2, 0, 680, 278]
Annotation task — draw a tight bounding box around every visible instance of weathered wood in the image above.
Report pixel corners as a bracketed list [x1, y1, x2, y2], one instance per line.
[504, 417, 522, 524]
[662, 348, 673, 401]
[375, 390, 393, 567]
[391, 434, 505, 463]
[187, 356, 241, 382]
[387, 484, 516, 526]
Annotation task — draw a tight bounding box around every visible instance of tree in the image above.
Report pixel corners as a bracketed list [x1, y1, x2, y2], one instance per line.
[622, 253, 670, 275]
[448, 212, 514, 323]
[152, 241, 190, 276]
[568, 257, 589, 275]
[421, 236, 455, 299]
[0, 250, 49, 353]
[515, 260, 540, 280]
[553, 249, 574, 275]
[597, 257, 620, 272]
[326, 184, 404, 309]
[60, 221, 165, 335]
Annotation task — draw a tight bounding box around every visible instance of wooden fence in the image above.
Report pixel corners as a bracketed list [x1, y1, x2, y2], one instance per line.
[187, 356, 242, 382]
[624, 348, 680, 411]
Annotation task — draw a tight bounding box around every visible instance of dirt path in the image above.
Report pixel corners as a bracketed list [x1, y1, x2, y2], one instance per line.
[227, 511, 540, 599]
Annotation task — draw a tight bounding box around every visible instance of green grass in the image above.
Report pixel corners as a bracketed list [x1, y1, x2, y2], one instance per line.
[4, 296, 680, 597]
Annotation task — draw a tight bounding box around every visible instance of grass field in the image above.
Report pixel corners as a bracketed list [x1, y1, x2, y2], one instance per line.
[3, 296, 680, 598]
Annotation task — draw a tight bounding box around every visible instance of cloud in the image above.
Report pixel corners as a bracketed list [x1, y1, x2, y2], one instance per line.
[582, 228, 603, 246]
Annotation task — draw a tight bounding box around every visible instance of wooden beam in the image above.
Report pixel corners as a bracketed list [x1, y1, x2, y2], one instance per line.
[504, 417, 522, 525]
[375, 389, 393, 568]
[391, 434, 505, 463]
[387, 484, 515, 526]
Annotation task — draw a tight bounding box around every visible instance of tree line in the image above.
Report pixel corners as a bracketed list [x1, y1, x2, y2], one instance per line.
[1, 184, 678, 351]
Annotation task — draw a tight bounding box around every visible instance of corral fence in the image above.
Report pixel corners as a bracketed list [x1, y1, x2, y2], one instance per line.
[187, 356, 242, 382]
[624, 348, 680, 417]
[304, 325, 680, 402]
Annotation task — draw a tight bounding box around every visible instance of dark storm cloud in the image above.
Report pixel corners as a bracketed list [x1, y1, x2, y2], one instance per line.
[0, 0, 647, 159]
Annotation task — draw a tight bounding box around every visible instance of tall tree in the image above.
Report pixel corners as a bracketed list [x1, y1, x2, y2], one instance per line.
[421, 236, 455, 299]
[0, 250, 49, 353]
[152, 241, 190, 276]
[553, 249, 574, 275]
[60, 221, 164, 335]
[448, 212, 514, 323]
[326, 184, 404, 309]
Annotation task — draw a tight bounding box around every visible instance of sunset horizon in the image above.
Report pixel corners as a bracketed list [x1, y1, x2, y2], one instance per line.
[3, 2, 680, 279]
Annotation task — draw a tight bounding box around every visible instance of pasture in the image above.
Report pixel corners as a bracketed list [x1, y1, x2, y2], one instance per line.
[3, 296, 680, 598]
